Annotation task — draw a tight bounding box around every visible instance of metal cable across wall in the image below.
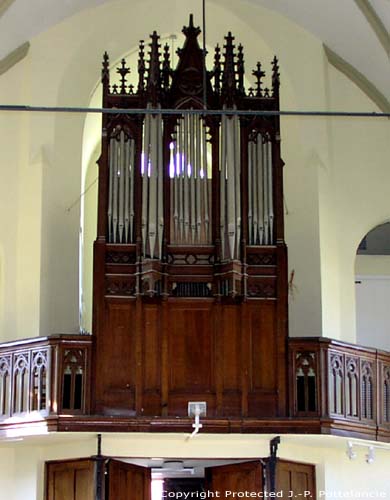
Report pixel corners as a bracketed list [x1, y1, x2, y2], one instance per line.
[0, 104, 389, 118]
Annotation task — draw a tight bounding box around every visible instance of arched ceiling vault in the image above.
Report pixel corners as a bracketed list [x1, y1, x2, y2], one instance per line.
[0, 0, 389, 109]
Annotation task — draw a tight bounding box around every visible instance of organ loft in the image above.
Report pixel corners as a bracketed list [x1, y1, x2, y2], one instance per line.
[92, 14, 288, 419]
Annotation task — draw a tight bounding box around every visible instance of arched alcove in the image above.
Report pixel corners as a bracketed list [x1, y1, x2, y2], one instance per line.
[355, 221, 390, 350]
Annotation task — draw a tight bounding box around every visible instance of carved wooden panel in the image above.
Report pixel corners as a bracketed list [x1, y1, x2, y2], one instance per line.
[329, 352, 344, 416]
[361, 359, 375, 421]
[294, 351, 317, 414]
[31, 350, 48, 412]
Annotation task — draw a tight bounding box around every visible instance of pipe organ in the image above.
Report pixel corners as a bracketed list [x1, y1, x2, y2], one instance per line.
[93, 15, 288, 419]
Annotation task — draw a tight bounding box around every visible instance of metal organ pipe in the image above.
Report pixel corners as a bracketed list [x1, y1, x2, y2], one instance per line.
[157, 113, 164, 259]
[108, 130, 135, 243]
[257, 135, 264, 244]
[118, 131, 125, 242]
[220, 109, 241, 260]
[247, 132, 274, 245]
[169, 114, 211, 246]
[202, 121, 209, 241]
[141, 106, 164, 258]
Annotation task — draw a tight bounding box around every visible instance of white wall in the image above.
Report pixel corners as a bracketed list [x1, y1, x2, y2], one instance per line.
[318, 63, 390, 343]
[355, 255, 390, 351]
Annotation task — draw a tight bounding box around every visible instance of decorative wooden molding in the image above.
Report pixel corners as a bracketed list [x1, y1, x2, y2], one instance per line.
[324, 44, 390, 114]
[0, 0, 15, 17]
[0, 41, 30, 76]
[354, 0, 390, 56]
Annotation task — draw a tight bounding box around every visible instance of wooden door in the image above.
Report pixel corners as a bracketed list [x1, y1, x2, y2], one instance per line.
[107, 460, 151, 500]
[276, 460, 316, 499]
[206, 461, 264, 497]
[46, 459, 95, 500]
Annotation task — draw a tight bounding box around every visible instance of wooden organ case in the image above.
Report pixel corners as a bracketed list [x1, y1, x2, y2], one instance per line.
[92, 15, 288, 420]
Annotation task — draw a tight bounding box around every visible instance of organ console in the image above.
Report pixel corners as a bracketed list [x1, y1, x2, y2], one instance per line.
[92, 14, 287, 419]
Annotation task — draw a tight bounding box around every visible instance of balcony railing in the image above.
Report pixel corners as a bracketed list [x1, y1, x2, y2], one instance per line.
[0, 333, 389, 441]
[289, 337, 390, 439]
[0, 335, 92, 421]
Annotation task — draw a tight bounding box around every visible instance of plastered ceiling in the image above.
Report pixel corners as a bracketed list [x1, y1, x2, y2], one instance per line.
[0, 0, 389, 101]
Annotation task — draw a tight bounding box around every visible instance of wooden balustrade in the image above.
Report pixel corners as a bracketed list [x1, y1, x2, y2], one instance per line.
[0, 333, 389, 442]
[289, 337, 390, 440]
[0, 335, 92, 420]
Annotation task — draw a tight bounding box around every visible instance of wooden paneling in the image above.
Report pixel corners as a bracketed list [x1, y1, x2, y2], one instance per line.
[221, 306, 241, 391]
[46, 459, 94, 500]
[220, 306, 242, 416]
[247, 302, 279, 416]
[95, 300, 136, 413]
[276, 460, 316, 500]
[92, 295, 284, 418]
[206, 461, 263, 497]
[168, 304, 215, 393]
[142, 304, 162, 414]
[249, 303, 277, 392]
[108, 460, 151, 500]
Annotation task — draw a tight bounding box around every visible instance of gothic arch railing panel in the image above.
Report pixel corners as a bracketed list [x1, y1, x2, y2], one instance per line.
[31, 350, 49, 412]
[0, 355, 11, 417]
[0, 335, 92, 421]
[13, 352, 30, 414]
[290, 339, 389, 436]
[383, 365, 390, 423]
[361, 360, 374, 421]
[345, 357, 359, 418]
[329, 352, 344, 416]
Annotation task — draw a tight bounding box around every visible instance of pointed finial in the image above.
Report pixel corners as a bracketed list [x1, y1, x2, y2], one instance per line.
[183, 13, 201, 38]
[221, 31, 237, 105]
[102, 51, 110, 87]
[117, 58, 130, 94]
[213, 44, 222, 93]
[138, 40, 146, 94]
[252, 61, 265, 97]
[146, 31, 162, 105]
[162, 43, 171, 91]
[272, 56, 280, 97]
[237, 43, 245, 96]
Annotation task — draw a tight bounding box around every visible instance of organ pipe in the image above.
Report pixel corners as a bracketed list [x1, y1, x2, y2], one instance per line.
[108, 130, 135, 244]
[247, 133, 274, 245]
[220, 109, 241, 260]
[169, 114, 211, 246]
[141, 106, 164, 258]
